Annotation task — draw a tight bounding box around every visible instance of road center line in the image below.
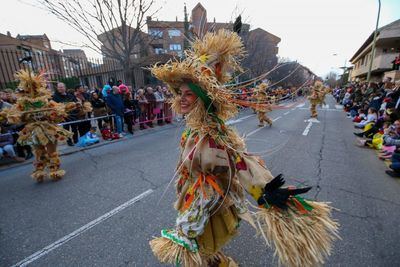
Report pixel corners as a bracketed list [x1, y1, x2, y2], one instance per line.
[302, 122, 313, 136]
[12, 189, 154, 267]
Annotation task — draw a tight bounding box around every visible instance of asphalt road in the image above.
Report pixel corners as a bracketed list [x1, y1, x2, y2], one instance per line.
[1, 96, 400, 267]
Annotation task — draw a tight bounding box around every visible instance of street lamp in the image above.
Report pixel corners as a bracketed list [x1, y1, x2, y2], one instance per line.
[367, 0, 381, 82]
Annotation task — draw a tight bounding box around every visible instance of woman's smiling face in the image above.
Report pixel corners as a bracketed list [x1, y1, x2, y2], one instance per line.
[179, 84, 198, 114]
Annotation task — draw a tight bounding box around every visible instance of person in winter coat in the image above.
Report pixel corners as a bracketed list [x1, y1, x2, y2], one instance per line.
[145, 87, 156, 127]
[154, 85, 165, 125]
[90, 92, 108, 129]
[123, 92, 138, 134]
[106, 86, 125, 136]
[53, 82, 79, 146]
[74, 84, 92, 137]
[136, 89, 148, 130]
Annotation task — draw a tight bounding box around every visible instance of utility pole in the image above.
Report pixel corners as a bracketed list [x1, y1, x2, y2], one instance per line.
[367, 0, 381, 83]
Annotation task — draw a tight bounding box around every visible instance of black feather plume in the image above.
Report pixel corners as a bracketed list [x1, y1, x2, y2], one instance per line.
[233, 15, 242, 34]
[257, 174, 313, 210]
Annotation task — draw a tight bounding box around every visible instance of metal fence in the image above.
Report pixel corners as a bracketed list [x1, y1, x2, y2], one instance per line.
[0, 48, 125, 90]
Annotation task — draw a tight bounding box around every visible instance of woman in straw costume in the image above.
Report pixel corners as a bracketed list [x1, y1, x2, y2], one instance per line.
[149, 29, 339, 267]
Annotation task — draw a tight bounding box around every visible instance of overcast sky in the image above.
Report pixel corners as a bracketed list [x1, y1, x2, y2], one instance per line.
[1, 0, 399, 78]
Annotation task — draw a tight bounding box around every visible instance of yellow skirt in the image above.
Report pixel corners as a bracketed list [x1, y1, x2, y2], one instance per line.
[197, 205, 239, 256]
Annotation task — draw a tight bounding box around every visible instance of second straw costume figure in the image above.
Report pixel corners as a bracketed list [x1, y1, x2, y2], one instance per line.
[253, 82, 273, 127]
[2, 71, 88, 182]
[308, 81, 327, 118]
[150, 30, 339, 267]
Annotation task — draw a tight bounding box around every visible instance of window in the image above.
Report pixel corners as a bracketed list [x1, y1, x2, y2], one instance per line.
[152, 44, 164, 54]
[168, 30, 181, 37]
[149, 29, 163, 38]
[154, 48, 164, 54]
[169, 44, 182, 51]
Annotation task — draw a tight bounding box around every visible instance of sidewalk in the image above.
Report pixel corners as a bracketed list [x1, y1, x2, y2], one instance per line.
[0, 122, 178, 171]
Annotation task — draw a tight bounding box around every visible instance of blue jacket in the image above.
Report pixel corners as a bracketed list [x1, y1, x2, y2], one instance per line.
[106, 93, 124, 116]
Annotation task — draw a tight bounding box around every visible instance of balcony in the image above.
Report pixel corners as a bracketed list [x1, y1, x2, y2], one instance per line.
[351, 51, 397, 78]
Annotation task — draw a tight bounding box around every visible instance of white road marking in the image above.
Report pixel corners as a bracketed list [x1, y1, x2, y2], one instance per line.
[273, 116, 282, 121]
[291, 108, 296, 111]
[299, 107, 340, 111]
[322, 104, 329, 109]
[247, 127, 265, 137]
[305, 118, 320, 123]
[226, 114, 255, 125]
[296, 103, 305, 108]
[283, 111, 290, 115]
[302, 121, 313, 136]
[247, 116, 281, 137]
[12, 189, 154, 267]
[335, 104, 343, 109]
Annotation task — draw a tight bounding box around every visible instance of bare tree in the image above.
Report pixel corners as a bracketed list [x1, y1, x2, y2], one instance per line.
[325, 71, 338, 88]
[37, 0, 158, 85]
[242, 31, 278, 79]
[269, 61, 312, 87]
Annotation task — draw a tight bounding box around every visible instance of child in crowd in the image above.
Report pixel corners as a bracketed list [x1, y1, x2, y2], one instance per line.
[354, 107, 377, 129]
[100, 123, 120, 141]
[352, 108, 366, 123]
[77, 127, 100, 147]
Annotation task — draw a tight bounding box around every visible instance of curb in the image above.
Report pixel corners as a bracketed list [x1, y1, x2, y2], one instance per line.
[0, 123, 179, 172]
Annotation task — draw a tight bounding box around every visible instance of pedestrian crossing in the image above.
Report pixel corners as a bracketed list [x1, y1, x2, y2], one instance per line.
[299, 104, 343, 111]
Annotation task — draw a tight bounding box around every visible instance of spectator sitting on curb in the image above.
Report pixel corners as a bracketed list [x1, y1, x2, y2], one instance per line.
[77, 127, 100, 147]
[0, 125, 24, 162]
[101, 122, 120, 141]
[354, 107, 377, 129]
[0, 98, 12, 110]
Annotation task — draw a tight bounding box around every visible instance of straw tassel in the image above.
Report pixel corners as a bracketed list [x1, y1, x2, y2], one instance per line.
[255, 201, 340, 267]
[149, 237, 202, 266]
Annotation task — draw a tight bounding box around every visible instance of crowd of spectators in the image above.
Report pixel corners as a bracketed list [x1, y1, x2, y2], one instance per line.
[0, 78, 174, 163]
[333, 78, 400, 177]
